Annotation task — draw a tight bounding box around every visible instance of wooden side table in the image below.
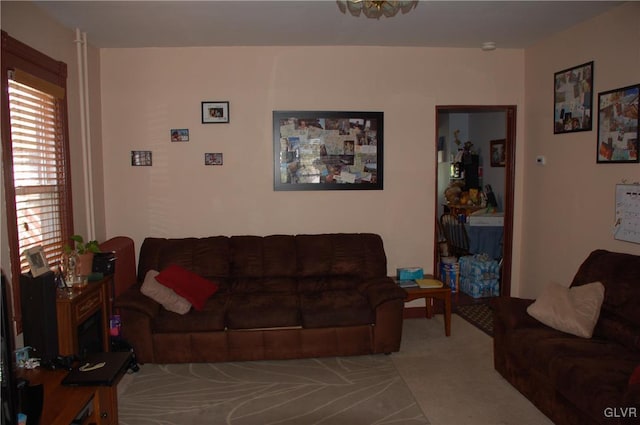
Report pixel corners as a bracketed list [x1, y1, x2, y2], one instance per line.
[17, 352, 130, 425]
[404, 285, 452, 336]
[56, 276, 113, 357]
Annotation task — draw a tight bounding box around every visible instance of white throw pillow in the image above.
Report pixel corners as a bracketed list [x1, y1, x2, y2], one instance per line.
[526, 281, 605, 338]
[141, 269, 192, 315]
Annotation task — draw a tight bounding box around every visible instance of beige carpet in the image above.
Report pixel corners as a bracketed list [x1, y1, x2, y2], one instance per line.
[118, 315, 553, 425]
[393, 314, 553, 425]
[118, 354, 427, 425]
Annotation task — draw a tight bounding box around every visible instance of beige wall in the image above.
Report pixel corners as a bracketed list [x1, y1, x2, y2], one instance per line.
[520, 2, 640, 298]
[3, 1, 638, 300]
[100, 46, 525, 276]
[0, 1, 106, 254]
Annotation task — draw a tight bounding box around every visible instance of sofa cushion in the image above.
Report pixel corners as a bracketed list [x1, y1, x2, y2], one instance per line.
[300, 290, 374, 328]
[296, 233, 385, 279]
[137, 237, 231, 280]
[152, 294, 227, 333]
[140, 270, 192, 314]
[156, 264, 219, 310]
[226, 293, 300, 329]
[230, 235, 297, 278]
[297, 276, 360, 293]
[547, 344, 638, 422]
[527, 281, 604, 338]
[232, 277, 297, 294]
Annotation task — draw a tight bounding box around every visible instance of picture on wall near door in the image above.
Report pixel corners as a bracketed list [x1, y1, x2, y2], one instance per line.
[553, 61, 593, 134]
[490, 139, 506, 167]
[596, 84, 639, 163]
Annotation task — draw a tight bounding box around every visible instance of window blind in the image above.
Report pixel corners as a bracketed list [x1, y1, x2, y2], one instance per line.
[8, 77, 70, 272]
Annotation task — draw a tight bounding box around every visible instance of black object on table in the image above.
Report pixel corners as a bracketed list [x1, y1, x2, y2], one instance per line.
[62, 351, 132, 387]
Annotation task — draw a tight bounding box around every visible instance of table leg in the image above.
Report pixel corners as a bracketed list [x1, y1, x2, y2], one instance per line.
[443, 292, 451, 337]
[425, 298, 434, 318]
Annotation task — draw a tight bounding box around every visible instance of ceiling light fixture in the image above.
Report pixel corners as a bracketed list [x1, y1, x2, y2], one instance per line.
[481, 42, 497, 51]
[337, 0, 418, 19]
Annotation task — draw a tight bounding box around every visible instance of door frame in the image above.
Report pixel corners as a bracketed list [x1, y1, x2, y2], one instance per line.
[433, 105, 517, 296]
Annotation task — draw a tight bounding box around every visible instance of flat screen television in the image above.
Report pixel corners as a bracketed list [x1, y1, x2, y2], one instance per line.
[1, 272, 17, 425]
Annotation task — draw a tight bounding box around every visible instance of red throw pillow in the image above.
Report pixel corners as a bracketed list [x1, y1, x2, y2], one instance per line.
[155, 264, 218, 310]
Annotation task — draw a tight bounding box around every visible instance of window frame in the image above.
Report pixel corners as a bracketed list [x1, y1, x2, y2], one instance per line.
[1, 31, 74, 332]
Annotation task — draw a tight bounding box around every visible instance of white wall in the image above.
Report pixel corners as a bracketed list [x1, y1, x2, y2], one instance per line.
[100, 46, 525, 275]
[519, 2, 640, 298]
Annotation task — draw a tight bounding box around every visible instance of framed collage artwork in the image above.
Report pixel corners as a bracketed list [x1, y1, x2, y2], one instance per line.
[597, 84, 639, 163]
[273, 111, 383, 191]
[554, 61, 593, 134]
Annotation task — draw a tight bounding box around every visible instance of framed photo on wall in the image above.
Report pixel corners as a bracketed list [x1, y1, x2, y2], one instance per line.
[205, 153, 223, 165]
[170, 129, 189, 142]
[202, 101, 229, 124]
[596, 84, 639, 163]
[273, 110, 383, 191]
[24, 245, 49, 277]
[490, 139, 506, 167]
[554, 61, 593, 134]
[131, 150, 152, 166]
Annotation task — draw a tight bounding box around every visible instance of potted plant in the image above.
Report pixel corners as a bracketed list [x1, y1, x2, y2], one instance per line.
[64, 234, 100, 278]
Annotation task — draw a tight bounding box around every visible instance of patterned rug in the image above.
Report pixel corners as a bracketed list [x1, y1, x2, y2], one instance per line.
[118, 355, 429, 425]
[456, 303, 493, 336]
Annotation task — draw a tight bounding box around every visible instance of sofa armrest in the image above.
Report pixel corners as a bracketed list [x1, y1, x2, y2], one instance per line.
[360, 277, 408, 309]
[114, 284, 161, 318]
[113, 284, 160, 363]
[492, 296, 540, 330]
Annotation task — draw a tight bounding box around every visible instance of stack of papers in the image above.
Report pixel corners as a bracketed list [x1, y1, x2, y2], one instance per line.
[415, 279, 444, 289]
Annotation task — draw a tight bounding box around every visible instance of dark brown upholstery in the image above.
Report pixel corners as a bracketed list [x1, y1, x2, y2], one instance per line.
[493, 250, 640, 425]
[113, 233, 407, 364]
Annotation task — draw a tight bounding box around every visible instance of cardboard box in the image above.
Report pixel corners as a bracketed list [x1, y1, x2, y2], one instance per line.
[396, 267, 423, 281]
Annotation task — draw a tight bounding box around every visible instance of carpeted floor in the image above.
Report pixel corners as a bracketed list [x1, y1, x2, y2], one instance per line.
[118, 315, 552, 425]
[118, 356, 428, 425]
[455, 303, 493, 336]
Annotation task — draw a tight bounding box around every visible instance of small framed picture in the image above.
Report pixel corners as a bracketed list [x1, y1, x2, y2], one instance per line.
[170, 129, 189, 142]
[24, 245, 49, 277]
[596, 84, 639, 163]
[202, 101, 229, 124]
[490, 139, 506, 167]
[205, 152, 223, 165]
[131, 150, 152, 166]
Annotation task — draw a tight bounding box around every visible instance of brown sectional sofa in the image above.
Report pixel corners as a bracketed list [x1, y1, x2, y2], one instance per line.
[113, 233, 407, 364]
[493, 249, 640, 425]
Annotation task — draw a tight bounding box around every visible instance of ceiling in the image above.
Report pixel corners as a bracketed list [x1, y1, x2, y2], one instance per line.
[32, 1, 622, 49]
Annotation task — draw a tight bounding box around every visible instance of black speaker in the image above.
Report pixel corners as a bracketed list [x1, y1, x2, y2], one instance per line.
[19, 272, 58, 361]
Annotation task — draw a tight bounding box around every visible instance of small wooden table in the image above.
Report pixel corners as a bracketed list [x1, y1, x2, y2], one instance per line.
[404, 285, 452, 336]
[17, 352, 131, 424]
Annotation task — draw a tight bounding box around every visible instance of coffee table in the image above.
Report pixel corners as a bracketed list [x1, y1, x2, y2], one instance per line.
[404, 285, 451, 336]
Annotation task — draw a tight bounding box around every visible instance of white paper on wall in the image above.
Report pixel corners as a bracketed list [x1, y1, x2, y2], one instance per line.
[614, 184, 640, 244]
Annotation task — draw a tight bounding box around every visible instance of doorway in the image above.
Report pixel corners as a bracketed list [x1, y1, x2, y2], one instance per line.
[434, 105, 516, 297]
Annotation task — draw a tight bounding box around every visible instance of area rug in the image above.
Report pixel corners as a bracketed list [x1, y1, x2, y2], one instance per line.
[118, 355, 429, 425]
[456, 303, 493, 336]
